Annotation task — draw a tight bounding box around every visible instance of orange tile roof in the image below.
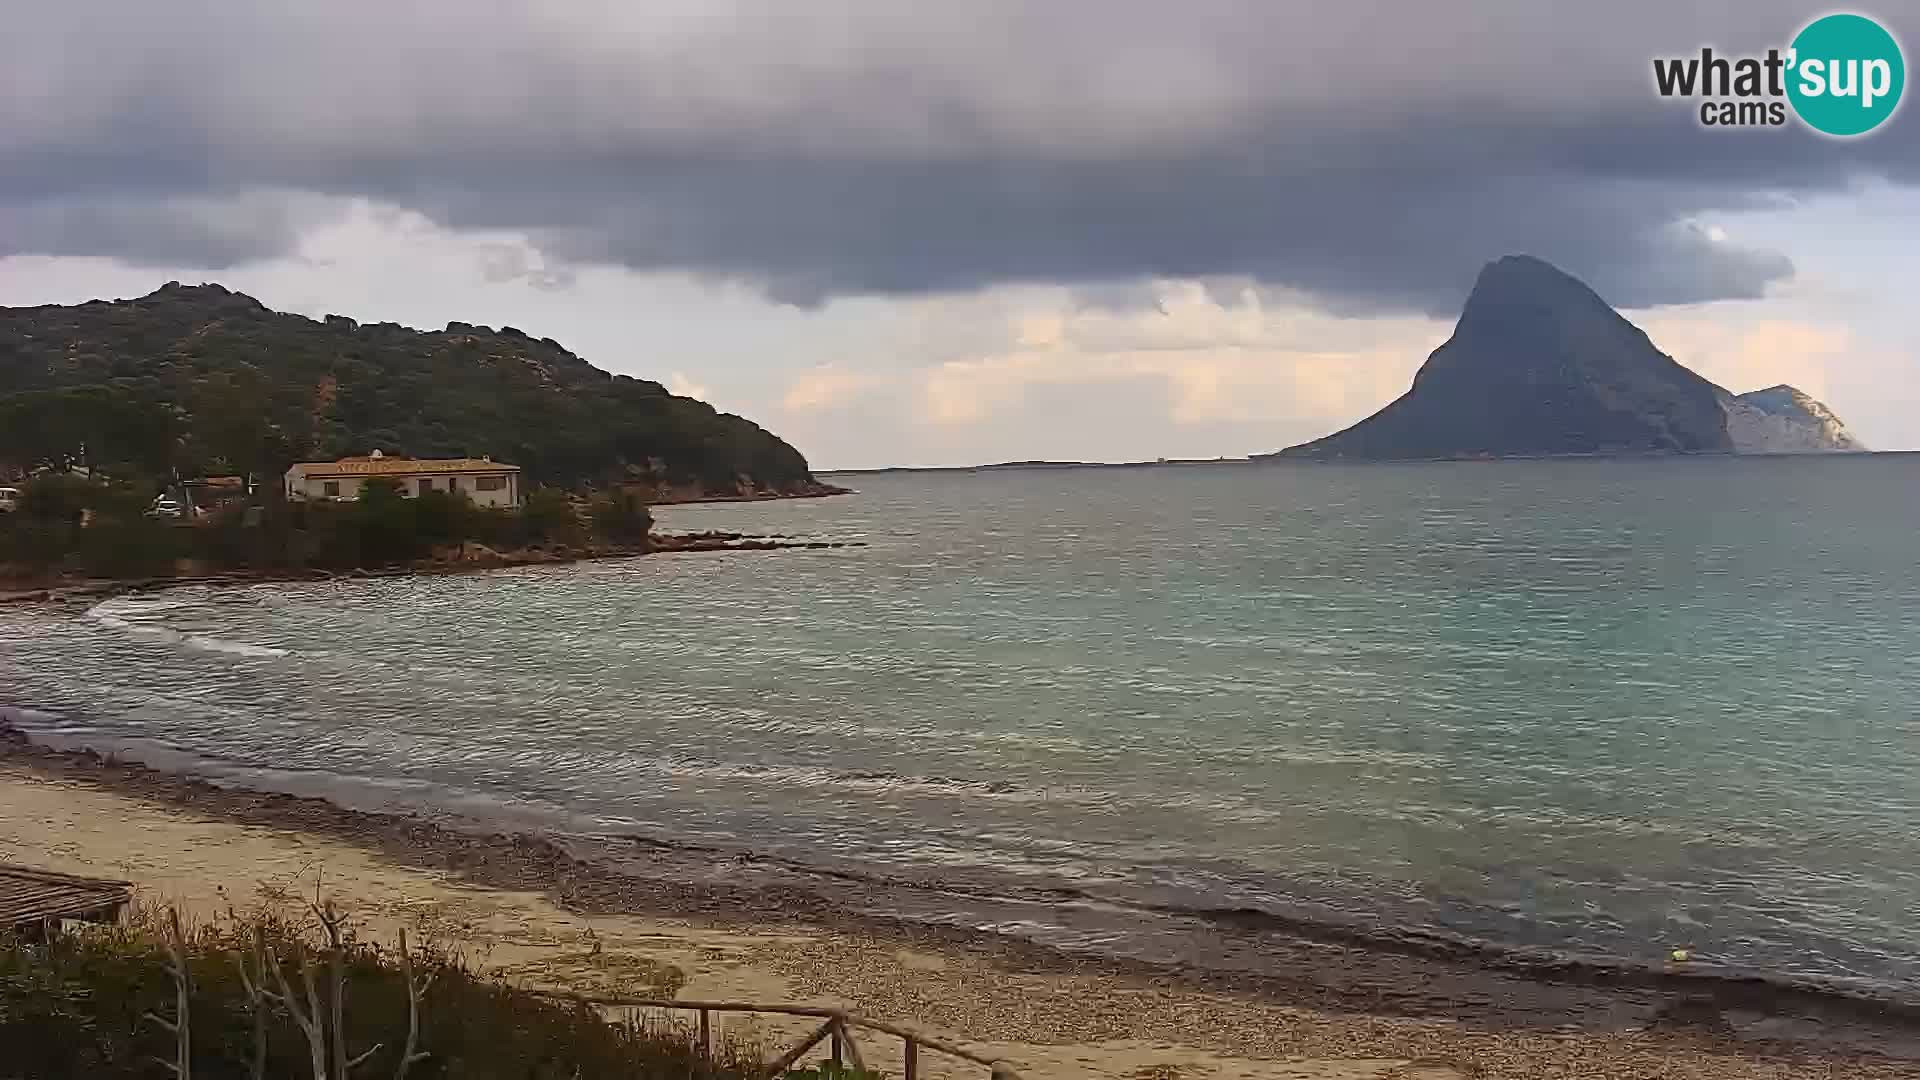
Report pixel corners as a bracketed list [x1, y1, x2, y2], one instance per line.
[291, 455, 519, 477]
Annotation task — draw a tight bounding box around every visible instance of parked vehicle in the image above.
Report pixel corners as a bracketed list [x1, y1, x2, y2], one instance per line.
[0, 486, 19, 513]
[148, 495, 185, 518]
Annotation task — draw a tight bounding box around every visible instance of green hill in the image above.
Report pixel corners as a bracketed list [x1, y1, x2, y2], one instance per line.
[0, 282, 829, 496]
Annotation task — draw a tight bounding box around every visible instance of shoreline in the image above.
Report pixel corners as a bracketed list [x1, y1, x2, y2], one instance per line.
[648, 482, 855, 506]
[0, 529, 861, 607]
[2, 718, 1917, 1074]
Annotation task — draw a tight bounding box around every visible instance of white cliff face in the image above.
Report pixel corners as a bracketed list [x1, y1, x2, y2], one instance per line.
[1722, 385, 1867, 453]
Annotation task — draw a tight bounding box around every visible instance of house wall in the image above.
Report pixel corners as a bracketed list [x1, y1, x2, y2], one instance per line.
[286, 471, 520, 507]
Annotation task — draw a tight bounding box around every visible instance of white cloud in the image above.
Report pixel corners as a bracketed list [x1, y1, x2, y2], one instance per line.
[666, 371, 712, 403]
[780, 365, 888, 413]
[1639, 313, 1847, 401]
[907, 280, 1437, 435]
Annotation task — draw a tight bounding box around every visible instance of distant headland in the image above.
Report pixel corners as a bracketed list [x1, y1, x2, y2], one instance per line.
[823, 457, 1244, 475]
[1261, 255, 1864, 462]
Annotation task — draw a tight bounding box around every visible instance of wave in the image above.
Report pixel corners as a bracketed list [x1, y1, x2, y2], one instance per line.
[649, 759, 1034, 799]
[3, 707, 1919, 1039]
[83, 597, 290, 659]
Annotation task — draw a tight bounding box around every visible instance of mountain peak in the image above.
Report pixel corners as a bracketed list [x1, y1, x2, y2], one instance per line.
[1476, 253, 1579, 281]
[138, 281, 267, 312]
[1270, 256, 1869, 460]
[1273, 257, 1733, 459]
[1457, 254, 1622, 325]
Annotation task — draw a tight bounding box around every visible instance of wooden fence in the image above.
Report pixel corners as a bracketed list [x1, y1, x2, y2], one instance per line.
[555, 995, 1022, 1080]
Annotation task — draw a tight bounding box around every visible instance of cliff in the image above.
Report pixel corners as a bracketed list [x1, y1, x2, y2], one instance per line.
[1720, 385, 1866, 453]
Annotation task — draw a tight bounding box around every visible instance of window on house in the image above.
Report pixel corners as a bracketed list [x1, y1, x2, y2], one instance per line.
[322, 480, 340, 497]
[476, 476, 507, 492]
[418, 478, 435, 495]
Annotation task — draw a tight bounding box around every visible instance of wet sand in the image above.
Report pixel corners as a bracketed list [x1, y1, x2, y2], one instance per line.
[4, 736, 1917, 1079]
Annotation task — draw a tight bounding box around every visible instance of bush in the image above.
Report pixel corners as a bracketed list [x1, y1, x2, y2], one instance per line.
[520, 488, 586, 548]
[0, 905, 766, 1080]
[588, 490, 654, 546]
[351, 477, 429, 565]
[0, 517, 73, 573]
[76, 515, 184, 579]
[17, 472, 100, 525]
[0, 472, 656, 581]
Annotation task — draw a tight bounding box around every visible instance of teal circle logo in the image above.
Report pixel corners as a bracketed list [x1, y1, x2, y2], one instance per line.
[1787, 13, 1905, 136]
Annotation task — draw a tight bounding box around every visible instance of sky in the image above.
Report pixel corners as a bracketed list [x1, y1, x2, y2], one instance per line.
[2, 2, 1915, 469]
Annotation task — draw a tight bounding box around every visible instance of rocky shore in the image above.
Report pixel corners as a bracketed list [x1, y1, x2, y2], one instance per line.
[648, 480, 855, 505]
[0, 530, 863, 606]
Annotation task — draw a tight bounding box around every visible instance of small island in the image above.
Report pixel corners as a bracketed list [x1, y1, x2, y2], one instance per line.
[1264, 255, 1864, 461]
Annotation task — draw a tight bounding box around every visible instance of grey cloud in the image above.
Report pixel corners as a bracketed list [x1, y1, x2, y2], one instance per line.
[0, 192, 342, 269]
[476, 243, 577, 292]
[2, 1, 1915, 311]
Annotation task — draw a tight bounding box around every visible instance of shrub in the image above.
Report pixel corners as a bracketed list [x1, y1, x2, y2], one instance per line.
[587, 490, 654, 546]
[520, 488, 586, 548]
[0, 472, 656, 581]
[0, 904, 766, 1080]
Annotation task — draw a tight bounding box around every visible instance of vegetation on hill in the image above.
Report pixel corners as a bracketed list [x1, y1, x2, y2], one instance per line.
[0, 473, 653, 582]
[0, 282, 826, 497]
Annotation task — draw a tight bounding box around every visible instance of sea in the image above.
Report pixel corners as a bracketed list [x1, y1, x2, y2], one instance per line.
[4, 455, 1919, 1004]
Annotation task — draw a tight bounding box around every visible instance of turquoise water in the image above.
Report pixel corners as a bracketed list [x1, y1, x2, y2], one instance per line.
[4, 456, 1919, 991]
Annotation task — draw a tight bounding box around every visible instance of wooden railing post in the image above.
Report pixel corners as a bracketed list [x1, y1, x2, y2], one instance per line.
[699, 1008, 711, 1060]
[836, 1021, 866, 1074]
[761, 1018, 839, 1080]
[829, 1022, 844, 1067]
[903, 1035, 918, 1080]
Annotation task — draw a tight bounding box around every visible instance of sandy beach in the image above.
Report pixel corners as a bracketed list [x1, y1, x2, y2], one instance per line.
[4, 745, 1916, 1080]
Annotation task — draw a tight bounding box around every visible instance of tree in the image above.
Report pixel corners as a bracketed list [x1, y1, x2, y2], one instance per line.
[349, 478, 427, 566]
[519, 488, 585, 547]
[587, 490, 653, 546]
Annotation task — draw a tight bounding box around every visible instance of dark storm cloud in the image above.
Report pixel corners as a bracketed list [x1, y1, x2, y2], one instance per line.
[2, 1, 1914, 312]
[0, 193, 338, 269]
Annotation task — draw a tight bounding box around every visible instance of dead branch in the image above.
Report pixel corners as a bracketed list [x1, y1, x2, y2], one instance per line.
[231, 925, 271, 1080]
[393, 927, 433, 1080]
[318, 901, 350, 1076]
[264, 937, 330, 1080]
[141, 908, 193, 1079]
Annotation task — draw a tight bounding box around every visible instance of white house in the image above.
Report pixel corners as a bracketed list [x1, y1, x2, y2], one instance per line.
[283, 451, 522, 507]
